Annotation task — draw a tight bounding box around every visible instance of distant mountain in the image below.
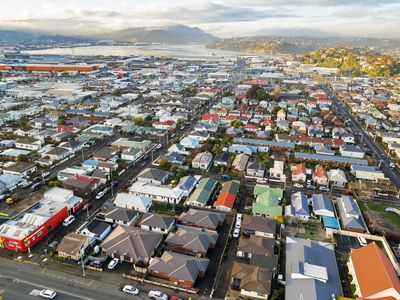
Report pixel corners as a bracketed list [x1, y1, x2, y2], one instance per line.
[206, 36, 400, 55]
[0, 29, 91, 45]
[99, 24, 217, 44]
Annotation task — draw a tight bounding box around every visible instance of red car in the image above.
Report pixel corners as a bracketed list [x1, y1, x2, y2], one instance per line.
[170, 296, 181, 300]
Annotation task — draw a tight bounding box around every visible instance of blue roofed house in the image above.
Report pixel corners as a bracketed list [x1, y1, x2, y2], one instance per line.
[311, 194, 335, 218]
[176, 175, 200, 197]
[286, 192, 309, 221]
[82, 159, 99, 170]
[285, 237, 343, 300]
[114, 193, 152, 212]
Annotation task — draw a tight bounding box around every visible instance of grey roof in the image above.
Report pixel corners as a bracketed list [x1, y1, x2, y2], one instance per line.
[178, 208, 225, 230]
[138, 168, 169, 182]
[220, 180, 240, 194]
[242, 215, 276, 235]
[214, 151, 230, 163]
[103, 207, 139, 223]
[45, 147, 70, 156]
[285, 237, 343, 300]
[233, 137, 295, 149]
[350, 165, 382, 172]
[341, 144, 365, 153]
[86, 220, 111, 236]
[247, 161, 266, 171]
[165, 225, 218, 253]
[249, 254, 279, 270]
[149, 251, 209, 284]
[237, 235, 275, 256]
[295, 152, 368, 165]
[311, 194, 334, 216]
[336, 196, 366, 231]
[177, 175, 197, 191]
[140, 213, 175, 230]
[101, 225, 163, 261]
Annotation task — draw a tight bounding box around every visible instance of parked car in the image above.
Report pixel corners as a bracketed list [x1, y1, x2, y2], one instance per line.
[307, 184, 317, 190]
[39, 289, 57, 299]
[233, 228, 240, 238]
[357, 236, 368, 247]
[256, 178, 267, 183]
[293, 183, 303, 188]
[148, 291, 168, 300]
[107, 258, 119, 270]
[62, 215, 75, 227]
[390, 162, 396, 168]
[122, 285, 139, 295]
[31, 182, 42, 190]
[89, 260, 103, 268]
[20, 181, 32, 188]
[170, 296, 181, 300]
[95, 191, 105, 200]
[42, 172, 50, 178]
[156, 144, 163, 150]
[319, 186, 330, 192]
[220, 174, 231, 181]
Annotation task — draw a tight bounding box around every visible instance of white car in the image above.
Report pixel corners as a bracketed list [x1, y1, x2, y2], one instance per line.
[20, 181, 32, 188]
[233, 228, 240, 238]
[148, 290, 168, 300]
[293, 183, 303, 188]
[156, 144, 163, 149]
[107, 258, 119, 269]
[390, 162, 396, 168]
[95, 191, 105, 199]
[319, 186, 330, 192]
[357, 236, 367, 247]
[39, 289, 57, 299]
[42, 172, 50, 178]
[122, 285, 139, 295]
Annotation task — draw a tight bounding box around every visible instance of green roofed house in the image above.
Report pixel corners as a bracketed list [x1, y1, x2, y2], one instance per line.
[252, 185, 283, 217]
[186, 178, 218, 208]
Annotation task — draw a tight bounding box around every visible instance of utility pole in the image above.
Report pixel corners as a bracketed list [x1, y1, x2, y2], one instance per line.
[110, 170, 114, 196]
[81, 256, 86, 277]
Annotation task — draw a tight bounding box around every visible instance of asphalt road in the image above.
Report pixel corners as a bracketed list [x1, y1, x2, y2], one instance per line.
[323, 85, 400, 189]
[0, 257, 145, 300]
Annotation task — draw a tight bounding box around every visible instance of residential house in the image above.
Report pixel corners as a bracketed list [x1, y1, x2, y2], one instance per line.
[140, 213, 175, 234]
[313, 164, 328, 186]
[192, 151, 213, 170]
[62, 175, 101, 197]
[165, 225, 218, 257]
[327, 169, 348, 188]
[269, 160, 286, 182]
[230, 262, 273, 300]
[114, 193, 152, 212]
[137, 168, 169, 185]
[176, 175, 199, 197]
[178, 208, 225, 231]
[99, 207, 139, 226]
[236, 235, 275, 259]
[291, 164, 307, 182]
[336, 196, 367, 233]
[242, 215, 276, 239]
[2, 162, 36, 178]
[285, 192, 309, 221]
[180, 137, 200, 149]
[101, 225, 163, 265]
[57, 233, 90, 261]
[347, 242, 400, 299]
[148, 251, 209, 288]
[158, 152, 185, 165]
[78, 219, 112, 242]
[246, 161, 266, 178]
[43, 147, 71, 161]
[188, 131, 210, 143]
[129, 181, 184, 205]
[232, 153, 249, 171]
[340, 144, 365, 159]
[285, 237, 343, 300]
[252, 185, 283, 217]
[214, 180, 240, 212]
[186, 178, 218, 207]
[312, 194, 335, 218]
[214, 152, 230, 167]
[350, 165, 386, 181]
[15, 137, 42, 151]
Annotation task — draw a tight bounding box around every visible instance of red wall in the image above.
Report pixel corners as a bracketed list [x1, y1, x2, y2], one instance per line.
[0, 206, 69, 252]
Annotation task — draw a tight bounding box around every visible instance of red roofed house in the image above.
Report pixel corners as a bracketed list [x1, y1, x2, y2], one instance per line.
[217, 109, 228, 117]
[202, 114, 220, 121]
[313, 164, 328, 186]
[57, 124, 79, 133]
[153, 120, 176, 131]
[348, 242, 400, 299]
[244, 124, 259, 133]
[214, 180, 240, 212]
[292, 164, 307, 183]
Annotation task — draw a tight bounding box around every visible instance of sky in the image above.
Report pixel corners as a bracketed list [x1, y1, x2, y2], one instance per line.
[0, 0, 399, 39]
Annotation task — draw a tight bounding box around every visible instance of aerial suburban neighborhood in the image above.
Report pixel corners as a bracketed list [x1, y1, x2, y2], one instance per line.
[0, 2, 400, 299]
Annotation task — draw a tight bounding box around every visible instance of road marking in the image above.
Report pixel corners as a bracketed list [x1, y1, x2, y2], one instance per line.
[41, 268, 94, 286]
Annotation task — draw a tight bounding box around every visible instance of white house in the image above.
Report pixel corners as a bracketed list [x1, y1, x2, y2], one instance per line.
[114, 193, 152, 212]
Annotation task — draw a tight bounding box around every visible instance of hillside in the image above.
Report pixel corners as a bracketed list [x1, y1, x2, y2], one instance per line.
[302, 47, 400, 77]
[205, 36, 400, 55]
[99, 24, 217, 44]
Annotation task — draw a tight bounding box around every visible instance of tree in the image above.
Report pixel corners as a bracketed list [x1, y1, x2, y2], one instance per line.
[133, 117, 144, 125]
[231, 119, 243, 129]
[176, 119, 183, 127]
[18, 116, 30, 130]
[222, 91, 234, 97]
[158, 159, 168, 168]
[212, 144, 222, 155]
[246, 84, 270, 101]
[16, 154, 29, 162]
[272, 84, 282, 100]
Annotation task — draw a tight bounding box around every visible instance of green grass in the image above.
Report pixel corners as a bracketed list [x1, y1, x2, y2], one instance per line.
[360, 202, 400, 228]
[151, 203, 176, 216]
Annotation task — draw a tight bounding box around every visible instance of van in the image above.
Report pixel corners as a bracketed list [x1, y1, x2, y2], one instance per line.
[63, 215, 75, 227]
[357, 236, 367, 247]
